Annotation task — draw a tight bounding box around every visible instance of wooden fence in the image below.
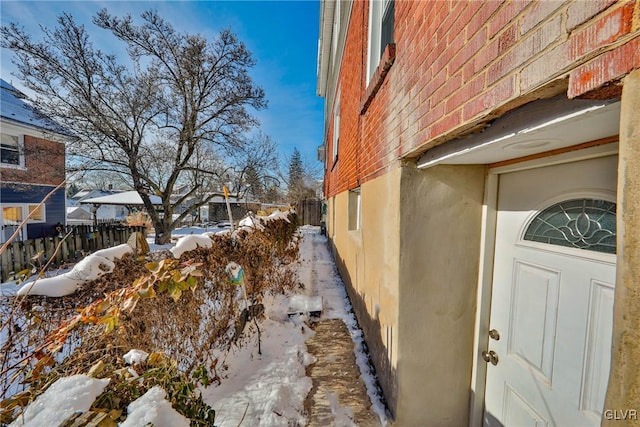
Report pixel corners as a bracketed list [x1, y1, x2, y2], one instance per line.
[0, 224, 146, 282]
[295, 199, 323, 226]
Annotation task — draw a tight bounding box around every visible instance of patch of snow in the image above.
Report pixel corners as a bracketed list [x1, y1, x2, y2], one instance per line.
[1, 280, 21, 296]
[238, 215, 263, 229]
[67, 256, 115, 282]
[9, 375, 109, 427]
[120, 386, 189, 427]
[328, 392, 357, 427]
[202, 293, 313, 427]
[92, 243, 134, 260]
[123, 349, 149, 365]
[287, 295, 322, 316]
[16, 244, 132, 297]
[170, 234, 214, 258]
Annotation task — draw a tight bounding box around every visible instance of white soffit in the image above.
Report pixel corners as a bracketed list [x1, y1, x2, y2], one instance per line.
[417, 97, 620, 168]
[316, 0, 335, 97]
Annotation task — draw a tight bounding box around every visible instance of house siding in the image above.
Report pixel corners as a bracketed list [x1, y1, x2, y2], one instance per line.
[0, 184, 66, 238]
[319, 0, 640, 424]
[1, 82, 67, 241]
[1, 135, 65, 186]
[325, 0, 640, 199]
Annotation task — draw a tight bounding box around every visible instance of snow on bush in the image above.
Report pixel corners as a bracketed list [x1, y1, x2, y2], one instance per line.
[120, 386, 189, 427]
[123, 349, 149, 365]
[9, 375, 109, 427]
[16, 244, 133, 297]
[169, 233, 215, 258]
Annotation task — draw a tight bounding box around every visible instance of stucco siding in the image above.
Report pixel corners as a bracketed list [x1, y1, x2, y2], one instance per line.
[395, 163, 485, 426]
[329, 168, 402, 413]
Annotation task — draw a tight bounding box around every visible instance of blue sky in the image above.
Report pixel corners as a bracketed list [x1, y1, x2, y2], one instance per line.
[0, 0, 324, 163]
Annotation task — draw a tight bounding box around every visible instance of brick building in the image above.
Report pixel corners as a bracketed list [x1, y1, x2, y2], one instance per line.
[317, 1, 639, 425]
[1, 79, 69, 242]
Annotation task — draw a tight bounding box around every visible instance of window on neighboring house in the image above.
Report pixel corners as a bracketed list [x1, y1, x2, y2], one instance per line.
[2, 205, 23, 225]
[27, 204, 46, 223]
[367, 0, 395, 82]
[348, 188, 361, 231]
[332, 91, 340, 165]
[1, 204, 46, 227]
[1, 133, 23, 166]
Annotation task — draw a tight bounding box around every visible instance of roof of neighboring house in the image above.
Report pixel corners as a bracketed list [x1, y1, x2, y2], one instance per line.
[80, 190, 162, 206]
[0, 78, 72, 136]
[70, 189, 117, 202]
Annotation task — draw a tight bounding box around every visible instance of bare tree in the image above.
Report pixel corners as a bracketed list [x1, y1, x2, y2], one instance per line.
[1, 9, 266, 243]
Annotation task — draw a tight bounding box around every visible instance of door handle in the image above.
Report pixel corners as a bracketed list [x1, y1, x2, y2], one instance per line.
[481, 350, 499, 366]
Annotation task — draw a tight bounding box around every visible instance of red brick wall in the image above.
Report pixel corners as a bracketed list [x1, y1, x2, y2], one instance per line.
[1, 136, 65, 186]
[324, 0, 640, 199]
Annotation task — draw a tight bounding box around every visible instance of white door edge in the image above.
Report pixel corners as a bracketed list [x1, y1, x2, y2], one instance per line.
[469, 172, 499, 427]
[468, 147, 619, 427]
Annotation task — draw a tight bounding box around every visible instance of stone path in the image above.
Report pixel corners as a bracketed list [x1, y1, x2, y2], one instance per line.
[305, 319, 381, 426]
[299, 227, 383, 426]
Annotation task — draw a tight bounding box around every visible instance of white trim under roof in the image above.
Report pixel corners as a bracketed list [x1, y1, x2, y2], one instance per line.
[417, 97, 620, 169]
[316, 0, 336, 97]
[0, 120, 68, 145]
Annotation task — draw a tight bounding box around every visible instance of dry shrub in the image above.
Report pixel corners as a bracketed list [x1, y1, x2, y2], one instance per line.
[1, 212, 300, 424]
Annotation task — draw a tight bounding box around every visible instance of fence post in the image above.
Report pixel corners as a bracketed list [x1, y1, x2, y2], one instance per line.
[11, 241, 22, 275]
[1, 247, 11, 282]
[35, 238, 45, 262]
[53, 237, 63, 265]
[61, 237, 70, 264]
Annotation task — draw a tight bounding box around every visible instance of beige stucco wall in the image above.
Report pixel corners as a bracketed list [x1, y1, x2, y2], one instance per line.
[395, 163, 486, 426]
[328, 168, 402, 412]
[327, 163, 486, 424]
[604, 69, 640, 426]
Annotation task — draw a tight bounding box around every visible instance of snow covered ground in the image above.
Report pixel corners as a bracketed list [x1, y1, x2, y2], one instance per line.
[3, 224, 388, 426]
[202, 226, 388, 425]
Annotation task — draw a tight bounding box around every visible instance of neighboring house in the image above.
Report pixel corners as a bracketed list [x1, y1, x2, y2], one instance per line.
[66, 206, 93, 225]
[68, 189, 128, 221]
[78, 190, 162, 223]
[317, 2, 639, 426]
[0, 79, 70, 243]
[208, 196, 261, 224]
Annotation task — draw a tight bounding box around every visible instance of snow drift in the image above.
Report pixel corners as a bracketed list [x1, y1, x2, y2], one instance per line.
[16, 244, 133, 297]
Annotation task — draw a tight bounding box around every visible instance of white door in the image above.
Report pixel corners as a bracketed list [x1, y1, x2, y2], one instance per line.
[484, 156, 618, 427]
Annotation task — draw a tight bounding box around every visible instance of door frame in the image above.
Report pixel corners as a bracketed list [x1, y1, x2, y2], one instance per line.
[468, 142, 620, 427]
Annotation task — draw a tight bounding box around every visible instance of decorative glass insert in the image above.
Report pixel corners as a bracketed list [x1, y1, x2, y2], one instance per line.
[523, 199, 616, 254]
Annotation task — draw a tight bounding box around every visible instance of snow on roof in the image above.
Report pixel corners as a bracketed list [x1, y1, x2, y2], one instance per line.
[80, 190, 162, 206]
[70, 189, 119, 202]
[67, 206, 92, 219]
[0, 78, 72, 136]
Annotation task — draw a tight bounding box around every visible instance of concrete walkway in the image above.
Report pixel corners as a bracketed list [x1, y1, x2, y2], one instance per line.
[298, 228, 384, 426]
